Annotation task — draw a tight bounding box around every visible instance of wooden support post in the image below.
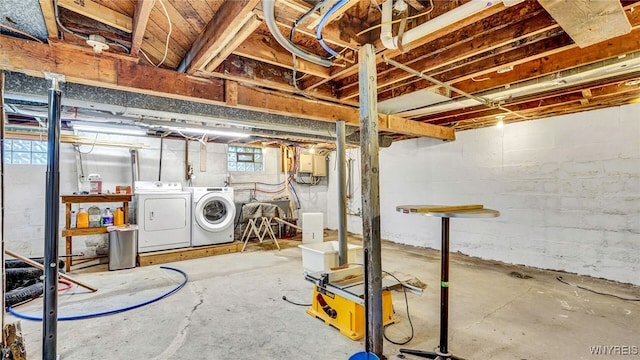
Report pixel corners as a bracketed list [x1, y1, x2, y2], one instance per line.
[1, 71, 6, 329]
[358, 43, 383, 357]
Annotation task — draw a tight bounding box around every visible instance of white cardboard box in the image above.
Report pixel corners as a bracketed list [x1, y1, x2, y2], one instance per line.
[298, 241, 361, 273]
[302, 213, 324, 243]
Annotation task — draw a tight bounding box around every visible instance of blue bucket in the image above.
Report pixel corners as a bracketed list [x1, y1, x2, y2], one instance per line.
[349, 352, 380, 360]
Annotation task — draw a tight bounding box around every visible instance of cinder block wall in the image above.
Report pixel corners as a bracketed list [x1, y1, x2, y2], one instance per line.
[4, 136, 327, 257]
[327, 103, 640, 285]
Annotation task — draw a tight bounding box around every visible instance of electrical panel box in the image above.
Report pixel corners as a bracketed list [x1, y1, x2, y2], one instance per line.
[299, 154, 314, 173]
[312, 155, 327, 176]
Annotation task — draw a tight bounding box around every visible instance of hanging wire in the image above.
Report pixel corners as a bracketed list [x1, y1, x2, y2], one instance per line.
[140, 0, 172, 67]
[289, 2, 325, 100]
[356, 0, 434, 37]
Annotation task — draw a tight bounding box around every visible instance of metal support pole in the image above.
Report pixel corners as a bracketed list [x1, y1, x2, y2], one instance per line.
[440, 217, 450, 355]
[358, 44, 383, 357]
[43, 73, 63, 360]
[336, 120, 348, 265]
[1, 72, 6, 329]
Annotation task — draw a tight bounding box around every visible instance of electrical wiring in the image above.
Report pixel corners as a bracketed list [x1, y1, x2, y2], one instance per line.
[289, 2, 324, 100]
[382, 270, 415, 345]
[556, 276, 640, 301]
[281, 295, 311, 307]
[0, 23, 44, 44]
[141, 0, 172, 68]
[54, 0, 88, 40]
[346, 264, 416, 345]
[316, 0, 349, 58]
[356, 0, 434, 37]
[72, 133, 99, 154]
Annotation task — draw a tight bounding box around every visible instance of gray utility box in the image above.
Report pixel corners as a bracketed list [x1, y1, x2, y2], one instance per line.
[107, 225, 138, 271]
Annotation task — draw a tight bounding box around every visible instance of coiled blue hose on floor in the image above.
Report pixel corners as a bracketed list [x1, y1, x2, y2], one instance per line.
[7, 266, 188, 321]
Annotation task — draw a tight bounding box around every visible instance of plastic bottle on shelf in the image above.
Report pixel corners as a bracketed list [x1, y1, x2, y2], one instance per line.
[102, 208, 114, 226]
[88, 206, 101, 227]
[76, 208, 89, 228]
[70, 211, 77, 229]
[114, 207, 124, 226]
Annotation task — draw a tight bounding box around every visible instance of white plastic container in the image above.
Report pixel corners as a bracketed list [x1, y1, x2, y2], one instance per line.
[298, 241, 361, 273]
[302, 212, 324, 243]
[87, 174, 102, 194]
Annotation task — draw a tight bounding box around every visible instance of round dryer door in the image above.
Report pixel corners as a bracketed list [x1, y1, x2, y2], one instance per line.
[194, 193, 235, 232]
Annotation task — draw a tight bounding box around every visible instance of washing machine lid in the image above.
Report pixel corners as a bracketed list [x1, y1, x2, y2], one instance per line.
[195, 192, 235, 232]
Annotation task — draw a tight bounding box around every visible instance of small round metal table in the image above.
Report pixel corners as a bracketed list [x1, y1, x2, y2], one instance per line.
[396, 205, 500, 360]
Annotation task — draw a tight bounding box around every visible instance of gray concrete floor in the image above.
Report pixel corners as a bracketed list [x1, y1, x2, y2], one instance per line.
[7, 237, 640, 360]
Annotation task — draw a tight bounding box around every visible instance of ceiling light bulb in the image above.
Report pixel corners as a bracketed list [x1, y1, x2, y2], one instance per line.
[496, 120, 504, 128]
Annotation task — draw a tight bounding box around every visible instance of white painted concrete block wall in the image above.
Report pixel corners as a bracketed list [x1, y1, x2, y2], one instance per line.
[327, 103, 640, 285]
[5, 135, 328, 257]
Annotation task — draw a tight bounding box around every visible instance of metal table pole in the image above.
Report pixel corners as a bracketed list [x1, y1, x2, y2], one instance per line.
[396, 206, 499, 359]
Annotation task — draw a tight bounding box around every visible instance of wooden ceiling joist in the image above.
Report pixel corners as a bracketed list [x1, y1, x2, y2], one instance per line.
[178, 0, 261, 74]
[56, 0, 133, 33]
[232, 32, 331, 78]
[130, 0, 155, 57]
[38, 0, 59, 39]
[0, 35, 454, 141]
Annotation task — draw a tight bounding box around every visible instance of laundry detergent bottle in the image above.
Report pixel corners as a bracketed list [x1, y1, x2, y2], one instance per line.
[114, 207, 124, 226]
[76, 208, 89, 228]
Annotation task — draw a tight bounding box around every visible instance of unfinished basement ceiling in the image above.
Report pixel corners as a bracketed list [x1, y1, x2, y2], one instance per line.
[1, 0, 640, 144]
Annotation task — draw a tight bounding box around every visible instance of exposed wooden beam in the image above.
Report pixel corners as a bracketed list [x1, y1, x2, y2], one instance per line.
[404, 0, 426, 11]
[450, 24, 640, 98]
[279, 0, 321, 21]
[0, 35, 454, 140]
[178, 0, 260, 74]
[202, 54, 340, 102]
[38, 0, 58, 39]
[202, 15, 262, 73]
[56, 0, 133, 33]
[378, 114, 455, 141]
[225, 80, 238, 107]
[130, 0, 154, 57]
[306, 0, 360, 29]
[418, 74, 640, 125]
[538, 0, 631, 48]
[338, 4, 555, 99]
[233, 32, 331, 78]
[301, 1, 505, 91]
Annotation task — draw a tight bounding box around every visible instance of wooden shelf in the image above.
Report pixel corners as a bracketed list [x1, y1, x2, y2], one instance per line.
[61, 193, 132, 272]
[61, 227, 110, 237]
[61, 194, 132, 203]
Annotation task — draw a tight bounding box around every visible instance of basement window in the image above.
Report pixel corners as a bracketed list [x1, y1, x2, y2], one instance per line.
[2, 139, 48, 165]
[227, 145, 263, 172]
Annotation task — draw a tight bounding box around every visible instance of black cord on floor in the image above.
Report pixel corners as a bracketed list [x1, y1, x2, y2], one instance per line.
[382, 270, 415, 345]
[282, 295, 311, 307]
[556, 276, 640, 301]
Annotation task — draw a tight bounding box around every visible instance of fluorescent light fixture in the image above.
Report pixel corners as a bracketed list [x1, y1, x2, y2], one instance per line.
[161, 125, 250, 138]
[72, 123, 148, 136]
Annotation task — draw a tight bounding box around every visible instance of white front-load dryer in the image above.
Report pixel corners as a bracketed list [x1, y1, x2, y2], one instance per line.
[187, 187, 235, 246]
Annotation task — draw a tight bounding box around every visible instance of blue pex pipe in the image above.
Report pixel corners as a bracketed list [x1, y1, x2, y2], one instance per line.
[8, 266, 188, 321]
[316, 0, 349, 57]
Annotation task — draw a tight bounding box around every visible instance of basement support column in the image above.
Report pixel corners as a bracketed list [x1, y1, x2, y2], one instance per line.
[43, 73, 64, 360]
[336, 121, 348, 265]
[359, 44, 383, 357]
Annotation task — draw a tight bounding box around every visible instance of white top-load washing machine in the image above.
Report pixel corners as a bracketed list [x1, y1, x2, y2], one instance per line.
[186, 187, 235, 246]
[135, 181, 191, 253]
